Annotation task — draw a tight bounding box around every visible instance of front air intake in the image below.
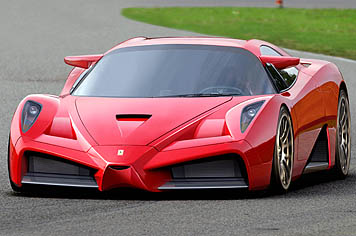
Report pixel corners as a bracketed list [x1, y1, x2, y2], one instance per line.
[21, 152, 98, 188]
[109, 165, 130, 171]
[159, 154, 248, 190]
[171, 155, 244, 179]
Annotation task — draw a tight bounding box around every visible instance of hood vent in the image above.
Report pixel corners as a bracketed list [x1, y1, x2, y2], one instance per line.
[116, 114, 151, 122]
[75, 97, 232, 145]
[116, 114, 152, 138]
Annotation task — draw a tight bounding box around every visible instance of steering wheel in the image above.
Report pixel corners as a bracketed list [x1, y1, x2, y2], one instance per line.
[199, 86, 244, 95]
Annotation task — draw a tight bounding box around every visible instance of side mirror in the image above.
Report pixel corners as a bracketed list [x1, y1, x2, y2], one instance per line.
[64, 54, 103, 69]
[260, 55, 300, 69]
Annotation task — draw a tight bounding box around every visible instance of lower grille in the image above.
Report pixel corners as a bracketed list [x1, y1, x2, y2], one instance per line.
[171, 156, 244, 179]
[21, 152, 98, 188]
[159, 154, 248, 190]
[159, 178, 248, 190]
[22, 173, 98, 188]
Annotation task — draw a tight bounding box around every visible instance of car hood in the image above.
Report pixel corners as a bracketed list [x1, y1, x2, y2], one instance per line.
[75, 97, 232, 146]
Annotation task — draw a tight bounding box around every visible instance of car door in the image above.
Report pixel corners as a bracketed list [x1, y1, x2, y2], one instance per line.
[260, 46, 325, 162]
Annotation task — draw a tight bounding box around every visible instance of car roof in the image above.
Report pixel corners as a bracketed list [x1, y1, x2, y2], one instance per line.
[104, 36, 288, 57]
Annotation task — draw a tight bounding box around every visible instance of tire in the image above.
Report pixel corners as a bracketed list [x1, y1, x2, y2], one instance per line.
[271, 106, 294, 193]
[7, 135, 25, 192]
[334, 90, 351, 179]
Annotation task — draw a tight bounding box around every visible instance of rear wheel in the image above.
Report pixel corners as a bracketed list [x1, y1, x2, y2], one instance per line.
[271, 106, 294, 192]
[334, 90, 351, 178]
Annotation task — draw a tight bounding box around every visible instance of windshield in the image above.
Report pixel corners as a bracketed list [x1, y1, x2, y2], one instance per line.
[72, 45, 275, 98]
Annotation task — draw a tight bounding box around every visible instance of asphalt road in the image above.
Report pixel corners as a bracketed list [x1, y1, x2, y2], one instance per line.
[1, 1, 356, 235]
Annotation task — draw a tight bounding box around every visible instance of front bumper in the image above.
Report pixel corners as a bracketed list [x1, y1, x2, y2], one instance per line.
[9, 136, 273, 191]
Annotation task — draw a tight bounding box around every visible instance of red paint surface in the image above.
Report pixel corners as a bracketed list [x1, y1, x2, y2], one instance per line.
[8, 37, 345, 191]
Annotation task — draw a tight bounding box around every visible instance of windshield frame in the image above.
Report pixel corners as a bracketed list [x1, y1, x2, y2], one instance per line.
[71, 44, 276, 98]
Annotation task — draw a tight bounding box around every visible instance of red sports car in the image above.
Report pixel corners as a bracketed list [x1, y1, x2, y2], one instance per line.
[8, 37, 351, 193]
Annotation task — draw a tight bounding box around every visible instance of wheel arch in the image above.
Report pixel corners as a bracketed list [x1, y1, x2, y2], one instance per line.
[10, 94, 60, 145]
[339, 81, 348, 98]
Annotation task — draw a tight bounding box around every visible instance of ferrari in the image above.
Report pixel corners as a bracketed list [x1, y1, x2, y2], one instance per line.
[8, 37, 351, 193]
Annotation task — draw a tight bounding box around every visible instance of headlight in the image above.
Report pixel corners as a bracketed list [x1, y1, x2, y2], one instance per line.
[21, 100, 42, 133]
[240, 101, 264, 133]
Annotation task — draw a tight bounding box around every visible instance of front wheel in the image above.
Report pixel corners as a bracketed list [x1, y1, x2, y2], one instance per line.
[271, 106, 294, 192]
[334, 90, 351, 178]
[7, 135, 25, 192]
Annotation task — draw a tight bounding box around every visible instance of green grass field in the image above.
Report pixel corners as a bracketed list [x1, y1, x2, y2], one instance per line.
[122, 7, 356, 60]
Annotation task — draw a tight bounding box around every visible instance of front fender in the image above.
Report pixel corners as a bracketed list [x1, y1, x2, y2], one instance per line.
[10, 94, 60, 146]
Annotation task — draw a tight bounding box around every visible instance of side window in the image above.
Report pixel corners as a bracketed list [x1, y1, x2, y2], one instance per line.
[70, 69, 88, 93]
[70, 64, 97, 94]
[260, 45, 299, 89]
[265, 63, 288, 92]
[260, 45, 282, 57]
[279, 67, 298, 87]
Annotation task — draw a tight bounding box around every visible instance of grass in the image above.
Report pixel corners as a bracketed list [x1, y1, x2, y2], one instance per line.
[122, 7, 356, 60]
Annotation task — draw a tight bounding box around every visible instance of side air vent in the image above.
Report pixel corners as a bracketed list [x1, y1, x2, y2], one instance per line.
[308, 127, 329, 163]
[304, 126, 329, 174]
